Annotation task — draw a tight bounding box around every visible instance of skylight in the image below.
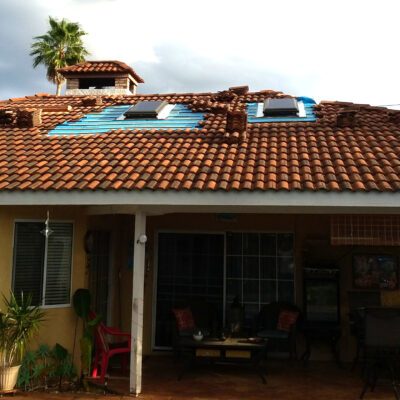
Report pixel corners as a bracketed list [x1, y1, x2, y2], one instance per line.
[246, 97, 317, 123]
[124, 101, 168, 118]
[263, 98, 299, 116]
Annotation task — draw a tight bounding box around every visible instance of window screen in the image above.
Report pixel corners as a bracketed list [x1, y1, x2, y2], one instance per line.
[13, 221, 73, 306]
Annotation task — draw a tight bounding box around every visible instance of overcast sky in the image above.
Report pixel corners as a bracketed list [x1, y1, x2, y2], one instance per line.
[1, 0, 400, 106]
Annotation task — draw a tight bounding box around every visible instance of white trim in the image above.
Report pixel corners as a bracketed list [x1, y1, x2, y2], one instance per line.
[157, 104, 176, 119]
[1, 191, 400, 213]
[116, 104, 176, 121]
[130, 212, 147, 395]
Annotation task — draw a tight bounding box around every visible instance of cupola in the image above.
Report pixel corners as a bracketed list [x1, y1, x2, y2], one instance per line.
[58, 60, 144, 95]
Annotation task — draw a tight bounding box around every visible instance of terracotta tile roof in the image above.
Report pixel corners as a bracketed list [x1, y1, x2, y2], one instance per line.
[58, 61, 144, 83]
[0, 89, 400, 192]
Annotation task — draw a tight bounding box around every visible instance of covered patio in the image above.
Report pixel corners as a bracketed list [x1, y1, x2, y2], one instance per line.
[80, 191, 400, 397]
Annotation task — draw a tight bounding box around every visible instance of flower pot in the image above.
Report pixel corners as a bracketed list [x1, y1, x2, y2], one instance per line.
[0, 365, 21, 393]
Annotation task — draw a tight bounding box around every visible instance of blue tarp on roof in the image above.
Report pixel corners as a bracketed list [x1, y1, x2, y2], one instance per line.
[48, 104, 204, 136]
[247, 97, 317, 123]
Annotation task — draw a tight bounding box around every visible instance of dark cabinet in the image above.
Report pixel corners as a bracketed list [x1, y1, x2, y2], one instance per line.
[304, 267, 340, 324]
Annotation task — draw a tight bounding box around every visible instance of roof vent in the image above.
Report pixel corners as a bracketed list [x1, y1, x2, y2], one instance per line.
[124, 101, 168, 118]
[263, 98, 299, 116]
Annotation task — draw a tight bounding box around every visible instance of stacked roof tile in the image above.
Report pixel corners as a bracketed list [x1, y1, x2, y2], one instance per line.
[0, 89, 400, 192]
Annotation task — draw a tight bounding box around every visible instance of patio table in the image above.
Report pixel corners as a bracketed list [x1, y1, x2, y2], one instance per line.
[178, 337, 268, 383]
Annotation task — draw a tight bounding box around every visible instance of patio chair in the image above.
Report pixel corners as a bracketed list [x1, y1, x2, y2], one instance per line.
[171, 299, 220, 359]
[360, 307, 400, 399]
[90, 312, 131, 384]
[254, 302, 302, 359]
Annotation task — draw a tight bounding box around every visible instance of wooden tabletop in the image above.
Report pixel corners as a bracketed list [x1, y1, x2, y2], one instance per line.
[180, 337, 267, 350]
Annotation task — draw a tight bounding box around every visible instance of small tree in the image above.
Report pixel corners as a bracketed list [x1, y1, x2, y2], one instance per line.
[30, 16, 89, 96]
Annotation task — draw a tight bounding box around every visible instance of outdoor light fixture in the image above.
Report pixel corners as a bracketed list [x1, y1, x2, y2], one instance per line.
[41, 211, 53, 238]
[137, 234, 147, 244]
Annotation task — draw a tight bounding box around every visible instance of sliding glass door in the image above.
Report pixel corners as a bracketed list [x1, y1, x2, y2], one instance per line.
[154, 231, 295, 348]
[155, 233, 224, 347]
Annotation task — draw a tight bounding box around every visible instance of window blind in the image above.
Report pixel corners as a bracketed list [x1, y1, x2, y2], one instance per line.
[13, 222, 45, 306]
[13, 221, 73, 306]
[45, 223, 73, 305]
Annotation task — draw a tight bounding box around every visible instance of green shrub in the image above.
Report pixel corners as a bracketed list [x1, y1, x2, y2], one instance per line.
[18, 343, 76, 391]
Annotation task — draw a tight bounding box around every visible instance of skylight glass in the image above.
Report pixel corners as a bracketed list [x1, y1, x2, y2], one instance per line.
[124, 101, 168, 118]
[263, 98, 299, 116]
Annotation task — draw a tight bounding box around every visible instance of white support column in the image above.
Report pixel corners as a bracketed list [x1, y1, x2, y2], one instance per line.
[130, 211, 147, 396]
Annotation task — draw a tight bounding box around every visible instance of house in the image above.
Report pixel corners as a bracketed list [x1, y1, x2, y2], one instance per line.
[1, 60, 400, 395]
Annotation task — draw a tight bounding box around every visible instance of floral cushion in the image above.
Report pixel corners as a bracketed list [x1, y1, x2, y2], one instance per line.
[172, 307, 195, 332]
[277, 310, 299, 332]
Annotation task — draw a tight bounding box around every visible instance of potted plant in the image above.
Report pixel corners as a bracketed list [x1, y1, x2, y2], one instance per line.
[0, 293, 44, 393]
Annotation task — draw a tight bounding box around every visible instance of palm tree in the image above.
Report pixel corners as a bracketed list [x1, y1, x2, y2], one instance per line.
[30, 17, 89, 95]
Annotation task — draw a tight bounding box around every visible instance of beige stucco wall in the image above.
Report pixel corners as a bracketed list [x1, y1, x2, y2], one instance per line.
[0, 206, 87, 365]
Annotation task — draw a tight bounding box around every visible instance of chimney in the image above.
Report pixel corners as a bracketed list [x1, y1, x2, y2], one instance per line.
[16, 108, 42, 128]
[336, 108, 359, 128]
[58, 61, 144, 96]
[225, 110, 248, 142]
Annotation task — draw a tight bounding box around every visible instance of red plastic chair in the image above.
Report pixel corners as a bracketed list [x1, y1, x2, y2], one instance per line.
[90, 312, 131, 383]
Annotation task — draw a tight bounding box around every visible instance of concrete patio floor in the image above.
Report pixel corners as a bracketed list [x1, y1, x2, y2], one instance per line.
[10, 355, 398, 399]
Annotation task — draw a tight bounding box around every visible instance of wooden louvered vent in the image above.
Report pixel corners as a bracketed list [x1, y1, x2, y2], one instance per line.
[331, 215, 400, 246]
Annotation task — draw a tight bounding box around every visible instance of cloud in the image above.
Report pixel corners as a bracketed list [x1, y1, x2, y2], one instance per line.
[0, 0, 400, 106]
[135, 45, 294, 95]
[0, 0, 55, 98]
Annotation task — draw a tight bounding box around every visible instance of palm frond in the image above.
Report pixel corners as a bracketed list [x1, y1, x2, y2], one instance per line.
[30, 16, 89, 93]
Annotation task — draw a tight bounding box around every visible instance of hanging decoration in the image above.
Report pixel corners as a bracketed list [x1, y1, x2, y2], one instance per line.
[41, 210, 53, 238]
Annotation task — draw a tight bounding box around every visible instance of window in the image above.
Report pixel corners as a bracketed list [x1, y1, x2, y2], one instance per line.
[13, 221, 73, 306]
[79, 78, 115, 89]
[226, 232, 295, 326]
